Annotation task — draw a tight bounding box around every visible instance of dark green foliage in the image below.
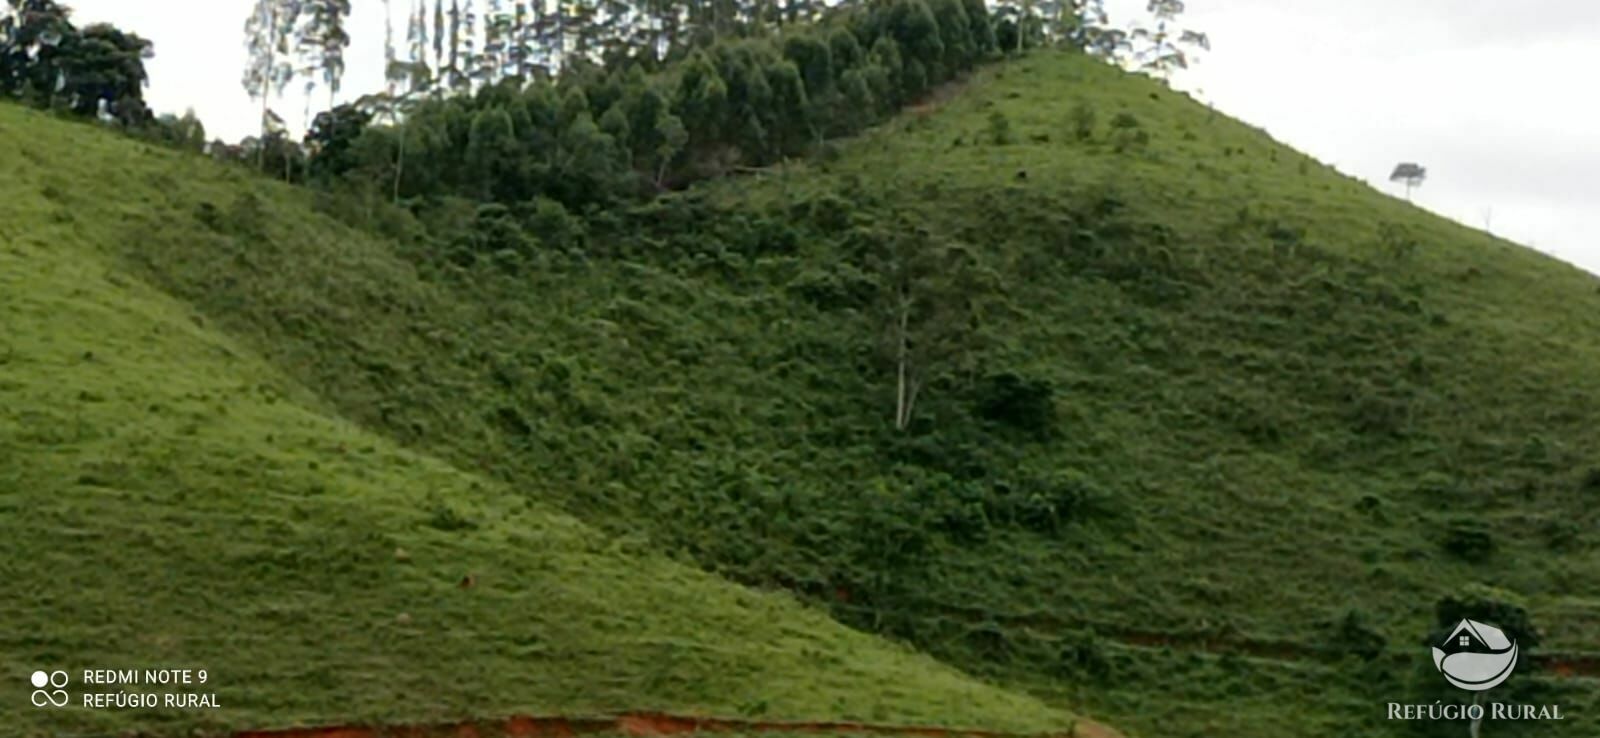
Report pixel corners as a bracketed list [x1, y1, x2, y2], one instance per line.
[1109, 111, 1148, 152]
[1330, 609, 1386, 661]
[520, 195, 586, 252]
[326, 0, 999, 215]
[973, 372, 1055, 436]
[867, 36, 905, 108]
[207, 128, 309, 181]
[458, 203, 540, 257]
[783, 34, 834, 101]
[1057, 630, 1112, 679]
[426, 501, 479, 531]
[1442, 520, 1494, 563]
[789, 263, 877, 310]
[0, 0, 153, 125]
[1434, 588, 1542, 656]
[1581, 467, 1600, 493]
[1069, 100, 1096, 141]
[210, 190, 272, 241]
[991, 468, 1105, 535]
[140, 109, 207, 151]
[961, 0, 997, 56]
[765, 59, 810, 155]
[880, 0, 944, 89]
[1377, 220, 1421, 259]
[1266, 221, 1305, 250]
[1542, 518, 1581, 553]
[985, 109, 1013, 144]
[305, 103, 372, 181]
[928, 0, 974, 71]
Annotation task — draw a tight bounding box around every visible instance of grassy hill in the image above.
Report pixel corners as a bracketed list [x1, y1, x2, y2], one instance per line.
[6, 47, 1600, 737]
[0, 106, 1074, 736]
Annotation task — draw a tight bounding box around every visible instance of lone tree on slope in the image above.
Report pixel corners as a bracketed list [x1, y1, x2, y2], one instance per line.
[1390, 162, 1427, 200]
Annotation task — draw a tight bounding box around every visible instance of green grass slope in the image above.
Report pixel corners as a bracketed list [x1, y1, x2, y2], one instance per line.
[0, 109, 1073, 736]
[710, 52, 1600, 734]
[8, 46, 1600, 738]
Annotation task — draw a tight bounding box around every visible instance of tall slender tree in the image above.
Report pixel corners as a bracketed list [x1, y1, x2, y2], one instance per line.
[538, 0, 566, 72]
[383, 0, 397, 97]
[244, 0, 301, 168]
[446, 0, 461, 89]
[458, 0, 479, 90]
[481, 0, 510, 84]
[507, 1, 538, 79]
[408, 0, 432, 86]
[866, 220, 996, 432]
[432, 0, 446, 75]
[296, 0, 353, 107]
[1119, 0, 1206, 76]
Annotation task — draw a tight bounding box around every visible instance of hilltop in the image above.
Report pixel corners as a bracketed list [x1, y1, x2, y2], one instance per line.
[5, 47, 1600, 738]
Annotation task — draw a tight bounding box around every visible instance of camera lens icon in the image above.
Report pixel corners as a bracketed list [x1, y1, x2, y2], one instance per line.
[30, 670, 69, 708]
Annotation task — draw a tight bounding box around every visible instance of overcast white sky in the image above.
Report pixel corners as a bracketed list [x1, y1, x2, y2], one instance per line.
[65, 1, 1600, 273]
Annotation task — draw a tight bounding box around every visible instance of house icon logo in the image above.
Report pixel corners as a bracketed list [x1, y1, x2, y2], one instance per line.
[1432, 619, 1518, 691]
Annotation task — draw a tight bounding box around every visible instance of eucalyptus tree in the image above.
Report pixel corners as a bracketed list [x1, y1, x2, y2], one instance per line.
[383, 0, 397, 96]
[243, 0, 302, 168]
[1070, 2, 1125, 58]
[444, 0, 461, 89]
[457, 0, 478, 90]
[370, 27, 435, 201]
[507, 1, 541, 79]
[431, 0, 444, 72]
[866, 214, 1000, 432]
[1129, 0, 1207, 77]
[296, 0, 352, 108]
[479, 0, 511, 84]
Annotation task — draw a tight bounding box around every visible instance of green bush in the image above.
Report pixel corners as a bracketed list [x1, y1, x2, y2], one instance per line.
[972, 372, 1056, 437]
[910, 472, 993, 544]
[1431, 586, 1540, 649]
[1377, 221, 1420, 259]
[788, 264, 877, 310]
[1442, 520, 1493, 563]
[427, 502, 478, 532]
[1057, 629, 1112, 679]
[986, 110, 1015, 145]
[993, 469, 1104, 535]
[460, 204, 541, 256]
[793, 191, 858, 233]
[1577, 466, 1600, 493]
[1330, 609, 1385, 661]
[521, 196, 587, 252]
[1069, 101, 1097, 142]
[1109, 112, 1148, 153]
